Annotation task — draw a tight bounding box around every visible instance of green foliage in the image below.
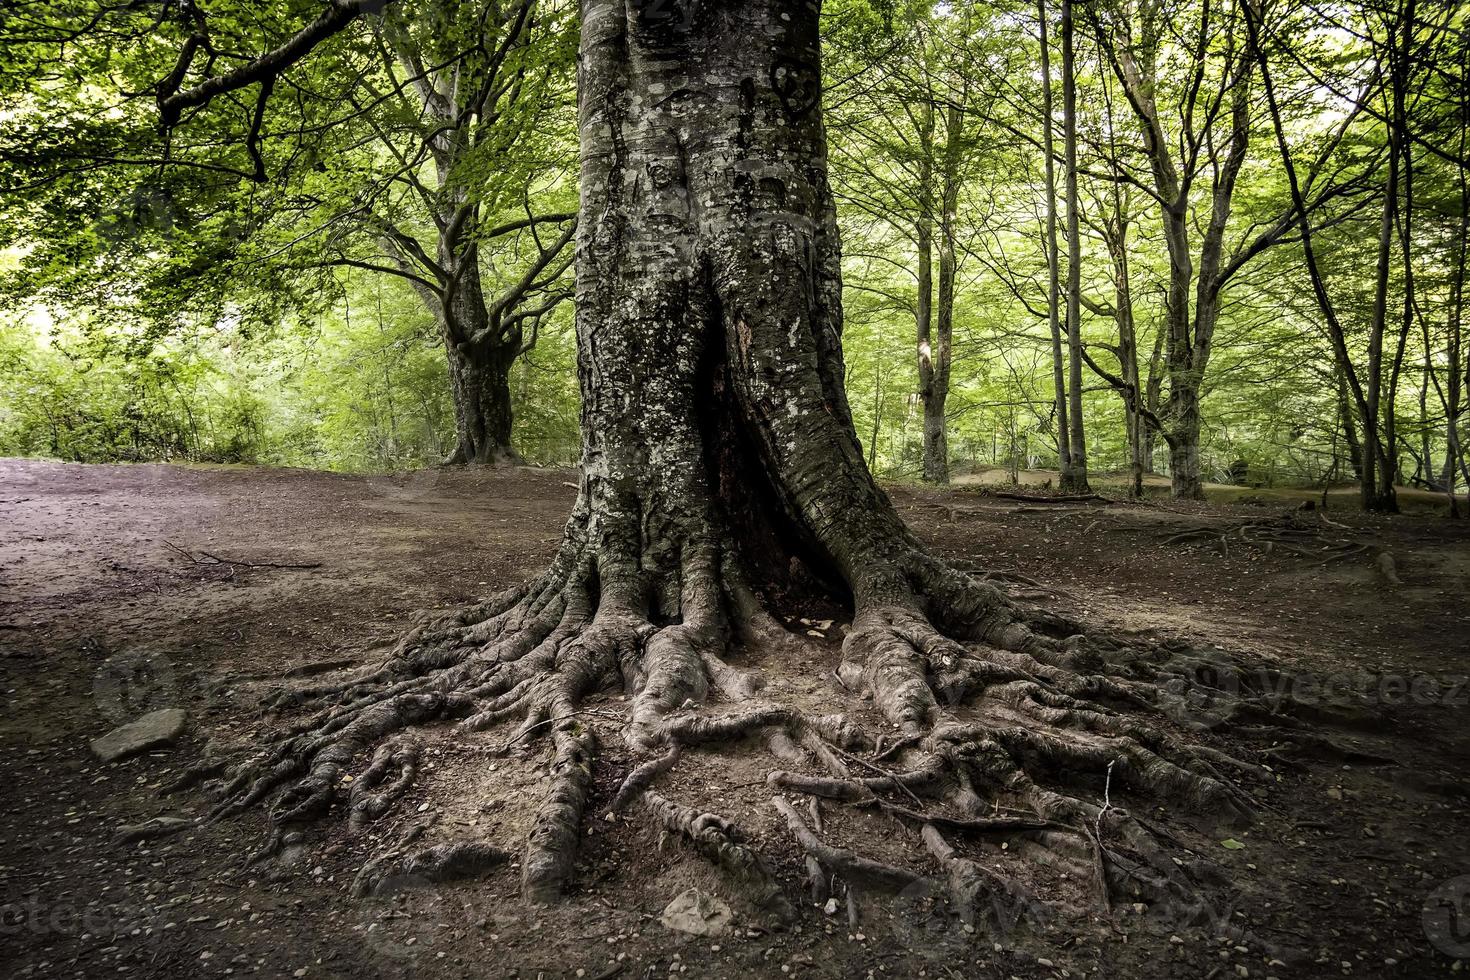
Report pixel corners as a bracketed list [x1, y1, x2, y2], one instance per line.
[0, 0, 1465, 498]
[0, 268, 580, 470]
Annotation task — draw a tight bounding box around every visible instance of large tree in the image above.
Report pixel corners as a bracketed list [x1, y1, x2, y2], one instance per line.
[0, 0, 576, 466]
[335, 2, 577, 465]
[147, 0, 1299, 921]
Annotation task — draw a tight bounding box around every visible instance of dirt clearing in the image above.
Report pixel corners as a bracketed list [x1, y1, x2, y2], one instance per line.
[3, 459, 1468, 978]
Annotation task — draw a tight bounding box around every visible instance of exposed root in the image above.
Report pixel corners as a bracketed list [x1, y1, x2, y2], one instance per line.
[773, 796, 927, 894]
[921, 823, 1044, 928]
[184, 524, 1351, 943]
[348, 738, 419, 831]
[1115, 509, 1401, 584]
[640, 790, 785, 910]
[522, 703, 598, 903]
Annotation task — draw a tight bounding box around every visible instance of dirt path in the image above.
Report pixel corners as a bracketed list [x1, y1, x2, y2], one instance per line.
[2, 459, 1468, 979]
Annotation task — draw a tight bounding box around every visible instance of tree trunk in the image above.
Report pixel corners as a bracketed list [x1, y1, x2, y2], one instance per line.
[1037, 0, 1074, 484]
[1360, 1, 1408, 514]
[1059, 0, 1089, 493]
[1093, 2, 1252, 503]
[364, 11, 561, 469]
[445, 342, 518, 466]
[912, 99, 956, 486]
[436, 253, 523, 466]
[924, 102, 964, 485]
[209, 0, 1257, 916]
[1164, 384, 1203, 501]
[1445, 39, 1469, 517]
[1143, 328, 1163, 473]
[1107, 218, 1144, 498]
[913, 110, 948, 484]
[1337, 370, 1364, 482]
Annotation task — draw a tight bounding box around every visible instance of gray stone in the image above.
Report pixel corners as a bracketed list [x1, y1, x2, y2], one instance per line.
[90, 708, 187, 762]
[115, 816, 194, 843]
[660, 888, 733, 936]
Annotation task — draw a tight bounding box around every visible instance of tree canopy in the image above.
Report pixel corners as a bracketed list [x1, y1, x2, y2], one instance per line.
[1, 0, 1466, 510]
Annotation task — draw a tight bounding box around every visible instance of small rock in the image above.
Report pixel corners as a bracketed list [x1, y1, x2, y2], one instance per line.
[823, 898, 838, 915]
[660, 889, 733, 937]
[91, 709, 187, 763]
[114, 816, 193, 843]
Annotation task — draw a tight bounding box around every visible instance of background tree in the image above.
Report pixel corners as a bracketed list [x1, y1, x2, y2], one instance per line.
[0, 0, 579, 465]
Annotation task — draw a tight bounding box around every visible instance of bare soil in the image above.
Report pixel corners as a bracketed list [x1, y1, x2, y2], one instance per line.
[2, 458, 1468, 979]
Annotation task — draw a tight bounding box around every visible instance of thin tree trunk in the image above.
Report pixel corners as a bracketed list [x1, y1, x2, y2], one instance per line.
[1143, 327, 1163, 473]
[1445, 75, 1468, 515]
[1060, 0, 1090, 493]
[1246, 0, 1396, 512]
[1038, 0, 1073, 483]
[1109, 222, 1144, 498]
[1338, 369, 1364, 482]
[913, 108, 946, 483]
[1362, 2, 1410, 512]
[925, 102, 965, 485]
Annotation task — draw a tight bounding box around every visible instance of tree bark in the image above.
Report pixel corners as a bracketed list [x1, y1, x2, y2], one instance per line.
[1337, 370, 1365, 482]
[1106, 209, 1145, 498]
[913, 109, 947, 484]
[438, 250, 523, 466]
[571, 0, 919, 594]
[925, 102, 964, 485]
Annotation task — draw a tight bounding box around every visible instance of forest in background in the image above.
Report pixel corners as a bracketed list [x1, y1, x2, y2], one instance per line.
[2, 0, 1466, 509]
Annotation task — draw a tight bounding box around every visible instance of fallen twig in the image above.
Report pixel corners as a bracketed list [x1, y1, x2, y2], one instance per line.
[163, 540, 323, 573]
[988, 490, 1110, 504]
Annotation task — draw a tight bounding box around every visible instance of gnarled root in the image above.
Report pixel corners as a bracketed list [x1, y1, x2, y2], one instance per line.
[183, 526, 1335, 942]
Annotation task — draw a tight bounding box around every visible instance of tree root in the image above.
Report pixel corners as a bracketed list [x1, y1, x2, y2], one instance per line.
[180, 532, 1354, 942]
[773, 796, 927, 894]
[1131, 510, 1401, 583]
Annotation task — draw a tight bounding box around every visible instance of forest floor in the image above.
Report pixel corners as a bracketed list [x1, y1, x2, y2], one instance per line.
[2, 458, 1469, 980]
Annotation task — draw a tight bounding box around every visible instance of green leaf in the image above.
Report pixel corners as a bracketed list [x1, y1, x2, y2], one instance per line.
[1220, 838, 1246, 850]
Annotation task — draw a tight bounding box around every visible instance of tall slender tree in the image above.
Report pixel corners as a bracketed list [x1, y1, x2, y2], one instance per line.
[1037, 0, 1076, 486]
[1059, 0, 1091, 492]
